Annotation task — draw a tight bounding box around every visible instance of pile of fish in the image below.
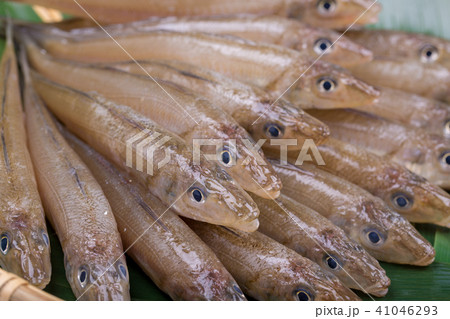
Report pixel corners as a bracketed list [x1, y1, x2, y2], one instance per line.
[1, 0, 449, 301]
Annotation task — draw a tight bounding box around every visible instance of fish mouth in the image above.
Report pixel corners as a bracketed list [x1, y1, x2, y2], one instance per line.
[236, 218, 259, 232]
[411, 251, 436, 266]
[364, 280, 391, 297]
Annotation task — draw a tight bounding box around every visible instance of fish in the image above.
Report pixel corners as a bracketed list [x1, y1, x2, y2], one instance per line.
[348, 56, 450, 103]
[106, 59, 330, 150]
[309, 109, 450, 189]
[65, 130, 246, 301]
[0, 23, 51, 288]
[351, 86, 450, 139]
[346, 29, 450, 69]
[24, 37, 282, 199]
[281, 138, 450, 228]
[270, 161, 436, 266]
[186, 220, 361, 301]
[251, 193, 390, 296]
[21, 52, 130, 300]
[27, 28, 380, 109]
[61, 15, 373, 67]
[13, 0, 381, 29]
[30, 72, 260, 232]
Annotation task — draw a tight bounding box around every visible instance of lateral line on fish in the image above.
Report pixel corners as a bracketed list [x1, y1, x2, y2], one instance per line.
[1, 59, 12, 172]
[220, 226, 241, 238]
[30, 91, 88, 197]
[250, 177, 377, 301]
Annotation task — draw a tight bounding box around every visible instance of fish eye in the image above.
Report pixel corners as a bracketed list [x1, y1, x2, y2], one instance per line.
[117, 263, 128, 280]
[365, 229, 384, 246]
[317, 0, 337, 14]
[189, 187, 206, 203]
[264, 123, 284, 138]
[440, 151, 450, 167]
[317, 77, 337, 93]
[42, 231, 49, 247]
[295, 288, 314, 301]
[314, 38, 333, 55]
[444, 120, 450, 137]
[324, 254, 340, 270]
[1, 233, 10, 255]
[420, 44, 439, 63]
[78, 266, 89, 288]
[392, 193, 413, 210]
[218, 147, 233, 167]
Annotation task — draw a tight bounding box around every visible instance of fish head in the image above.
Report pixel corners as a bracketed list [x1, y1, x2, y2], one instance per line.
[282, 260, 360, 301]
[67, 256, 130, 301]
[316, 234, 390, 296]
[177, 162, 260, 232]
[0, 217, 51, 289]
[290, 60, 380, 108]
[302, 29, 373, 67]
[354, 201, 435, 266]
[402, 135, 450, 189]
[248, 98, 330, 150]
[205, 123, 283, 199]
[380, 166, 450, 228]
[292, 0, 382, 29]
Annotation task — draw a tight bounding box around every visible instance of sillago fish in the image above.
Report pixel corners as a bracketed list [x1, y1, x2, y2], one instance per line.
[106, 59, 330, 150]
[63, 15, 373, 67]
[13, 0, 381, 29]
[275, 138, 450, 228]
[27, 28, 380, 109]
[351, 86, 450, 139]
[0, 24, 51, 288]
[309, 109, 450, 189]
[347, 29, 450, 69]
[187, 221, 361, 301]
[24, 37, 282, 199]
[22, 54, 130, 300]
[271, 161, 436, 266]
[251, 193, 390, 296]
[65, 130, 246, 301]
[348, 57, 450, 102]
[31, 73, 260, 232]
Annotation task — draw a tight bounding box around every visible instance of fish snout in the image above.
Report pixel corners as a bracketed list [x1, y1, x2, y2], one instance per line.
[358, 2, 382, 25]
[364, 277, 391, 297]
[0, 230, 51, 289]
[332, 39, 374, 67]
[224, 284, 247, 301]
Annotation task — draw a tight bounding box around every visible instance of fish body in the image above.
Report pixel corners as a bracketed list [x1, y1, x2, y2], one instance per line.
[349, 86, 450, 139]
[349, 57, 450, 102]
[347, 29, 450, 69]
[309, 109, 450, 189]
[28, 28, 379, 109]
[66, 131, 246, 301]
[271, 161, 435, 266]
[25, 39, 281, 199]
[23, 58, 130, 300]
[0, 25, 51, 288]
[295, 138, 450, 228]
[107, 59, 330, 149]
[31, 73, 260, 232]
[65, 15, 373, 67]
[187, 221, 360, 301]
[14, 0, 381, 28]
[252, 193, 390, 296]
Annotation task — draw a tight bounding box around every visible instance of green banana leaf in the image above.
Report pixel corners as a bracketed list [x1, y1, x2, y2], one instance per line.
[1, 0, 449, 301]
